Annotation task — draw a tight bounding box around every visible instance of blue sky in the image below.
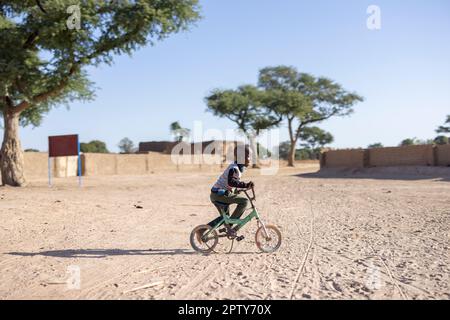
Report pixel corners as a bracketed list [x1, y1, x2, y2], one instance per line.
[7, 0, 450, 152]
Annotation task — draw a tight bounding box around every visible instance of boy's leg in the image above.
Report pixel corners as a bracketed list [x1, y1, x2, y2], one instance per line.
[207, 193, 229, 228]
[229, 194, 249, 220]
[209, 192, 248, 228]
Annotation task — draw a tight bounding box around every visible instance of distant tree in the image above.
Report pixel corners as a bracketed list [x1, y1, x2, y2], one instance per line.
[277, 141, 291, 160]
[400, 138, 417, 146]
[80, 140, 109, 153]
[295, 148, 316, 160]
[368, 143, 384, 149]
[205, 85, 281, 167]
[277, 141, 321, 161]
[436, 115, 450, 134]
[118, 138, 134, 154]
[299, 126, 334, 150]
[420, 139, 435, 145]
[170, 121, 191, 142]
[433, 136, 449, 145]
[24, 148, 39, 152]
[258, 66, 363, 167]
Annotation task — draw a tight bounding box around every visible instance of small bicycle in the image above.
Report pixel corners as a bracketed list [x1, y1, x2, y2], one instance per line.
[190, 186, 282, 254]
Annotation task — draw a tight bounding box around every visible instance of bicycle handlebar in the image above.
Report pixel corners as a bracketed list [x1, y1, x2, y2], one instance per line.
[238, 185, 256, 202]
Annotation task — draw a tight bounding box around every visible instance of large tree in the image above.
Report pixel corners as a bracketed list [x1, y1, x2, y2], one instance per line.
[0, 0, 200, 186]
[205, 85, 281, 167]
[259, 66, 363, 166]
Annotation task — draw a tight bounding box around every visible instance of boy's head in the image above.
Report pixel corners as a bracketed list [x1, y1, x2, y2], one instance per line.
[234, 144, 251, 167]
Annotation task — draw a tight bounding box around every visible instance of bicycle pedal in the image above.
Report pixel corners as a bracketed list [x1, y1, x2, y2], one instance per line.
[219, 228, 227, 233]
[236, 236, 245, 242]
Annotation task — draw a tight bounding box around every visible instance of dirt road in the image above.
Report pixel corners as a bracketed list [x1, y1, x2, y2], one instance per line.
[0, 165, 449, 299]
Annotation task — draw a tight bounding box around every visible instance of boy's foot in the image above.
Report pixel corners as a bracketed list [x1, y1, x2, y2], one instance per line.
[236, 236, 245, 242]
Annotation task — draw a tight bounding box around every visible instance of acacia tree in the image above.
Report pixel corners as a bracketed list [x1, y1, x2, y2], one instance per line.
[259, 66, 363, 166]
[0, 1, 200, 186]
[205, 85, 281, 168]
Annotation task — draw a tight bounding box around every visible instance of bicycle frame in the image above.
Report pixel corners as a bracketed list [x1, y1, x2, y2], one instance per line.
[202, 187, 269, 240]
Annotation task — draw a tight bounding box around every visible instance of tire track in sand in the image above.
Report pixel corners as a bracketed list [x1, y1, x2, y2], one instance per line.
[289, 200, 315, 300]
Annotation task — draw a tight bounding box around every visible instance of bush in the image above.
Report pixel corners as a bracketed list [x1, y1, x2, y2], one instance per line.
[80, 140, 109, 153]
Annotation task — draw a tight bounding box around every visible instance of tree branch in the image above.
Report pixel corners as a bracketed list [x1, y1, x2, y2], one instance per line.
[23, 30, 40, 49]
[36, 0, 47, 14]
[13, 65, 79, 115]
[294, 111, 338, 140]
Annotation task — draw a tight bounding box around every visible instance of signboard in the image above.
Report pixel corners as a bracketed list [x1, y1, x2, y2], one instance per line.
[48, 134, 82, 187]
[49, 134, 79, 158]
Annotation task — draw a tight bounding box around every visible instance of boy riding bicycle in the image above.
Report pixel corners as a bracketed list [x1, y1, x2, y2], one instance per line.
[207, 145, 254, 238]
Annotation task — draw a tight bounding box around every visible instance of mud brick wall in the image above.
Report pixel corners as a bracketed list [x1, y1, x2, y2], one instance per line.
[321, 149, 365, 168]
[369, 145, 434, 167]
[321, 144, 450, 169]
[436, 144, 450, 166]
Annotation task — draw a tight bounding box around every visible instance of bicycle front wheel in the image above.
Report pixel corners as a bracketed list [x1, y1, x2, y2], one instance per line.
[255, 224, 282, 253]
[190, 225, 218, 254]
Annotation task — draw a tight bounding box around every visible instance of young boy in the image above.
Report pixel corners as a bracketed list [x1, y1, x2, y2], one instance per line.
[207, 145, 254, 236]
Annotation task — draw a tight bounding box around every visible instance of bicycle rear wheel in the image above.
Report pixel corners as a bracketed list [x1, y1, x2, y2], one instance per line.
[190, 225, 218, 254]
[255, 224, 282, 253]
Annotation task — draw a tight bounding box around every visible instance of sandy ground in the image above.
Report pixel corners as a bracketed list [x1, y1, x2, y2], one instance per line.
[0, 164, 449, 300]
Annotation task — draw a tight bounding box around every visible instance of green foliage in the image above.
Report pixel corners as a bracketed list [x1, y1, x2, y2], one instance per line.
[80, 140, 109, 153]
[299, 126, 334, 149]
[277, 141, 291, 160]
[368, 143, 384, 149]
[118, 137, 134, 154]
[400, 138, 418, 146]
[259, 66, 364, 127]
[295, 148, 319, 160]
[433, 136, 449, 145]
[0, 0, 201, 126]
[205, 85, 281, 135]
[277, 141, 321, 160]
[170, 121, 190, 142]
[436, 115, 450, 134]
[258, 66, 363, 165]
[24, 148, 39, 152]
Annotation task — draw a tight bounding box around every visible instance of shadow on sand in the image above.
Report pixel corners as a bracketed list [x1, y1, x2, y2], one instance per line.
[295, 167, 450, 182]
[7, 248, 197, 258]
[7, 248, 258, 258]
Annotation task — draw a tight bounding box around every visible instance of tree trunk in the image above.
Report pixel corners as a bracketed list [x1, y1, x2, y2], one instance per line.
[287, 117, 296, 167]
[287, 141, 296, 167]
[248, 133, 260, 169]
[1, 112, 27, 186]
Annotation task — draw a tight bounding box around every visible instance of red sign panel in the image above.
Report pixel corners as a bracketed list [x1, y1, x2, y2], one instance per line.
[49, 135, 79, 158]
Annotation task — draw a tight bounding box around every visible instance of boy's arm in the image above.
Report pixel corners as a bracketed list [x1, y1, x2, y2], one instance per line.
[227, 168, 249, 188]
